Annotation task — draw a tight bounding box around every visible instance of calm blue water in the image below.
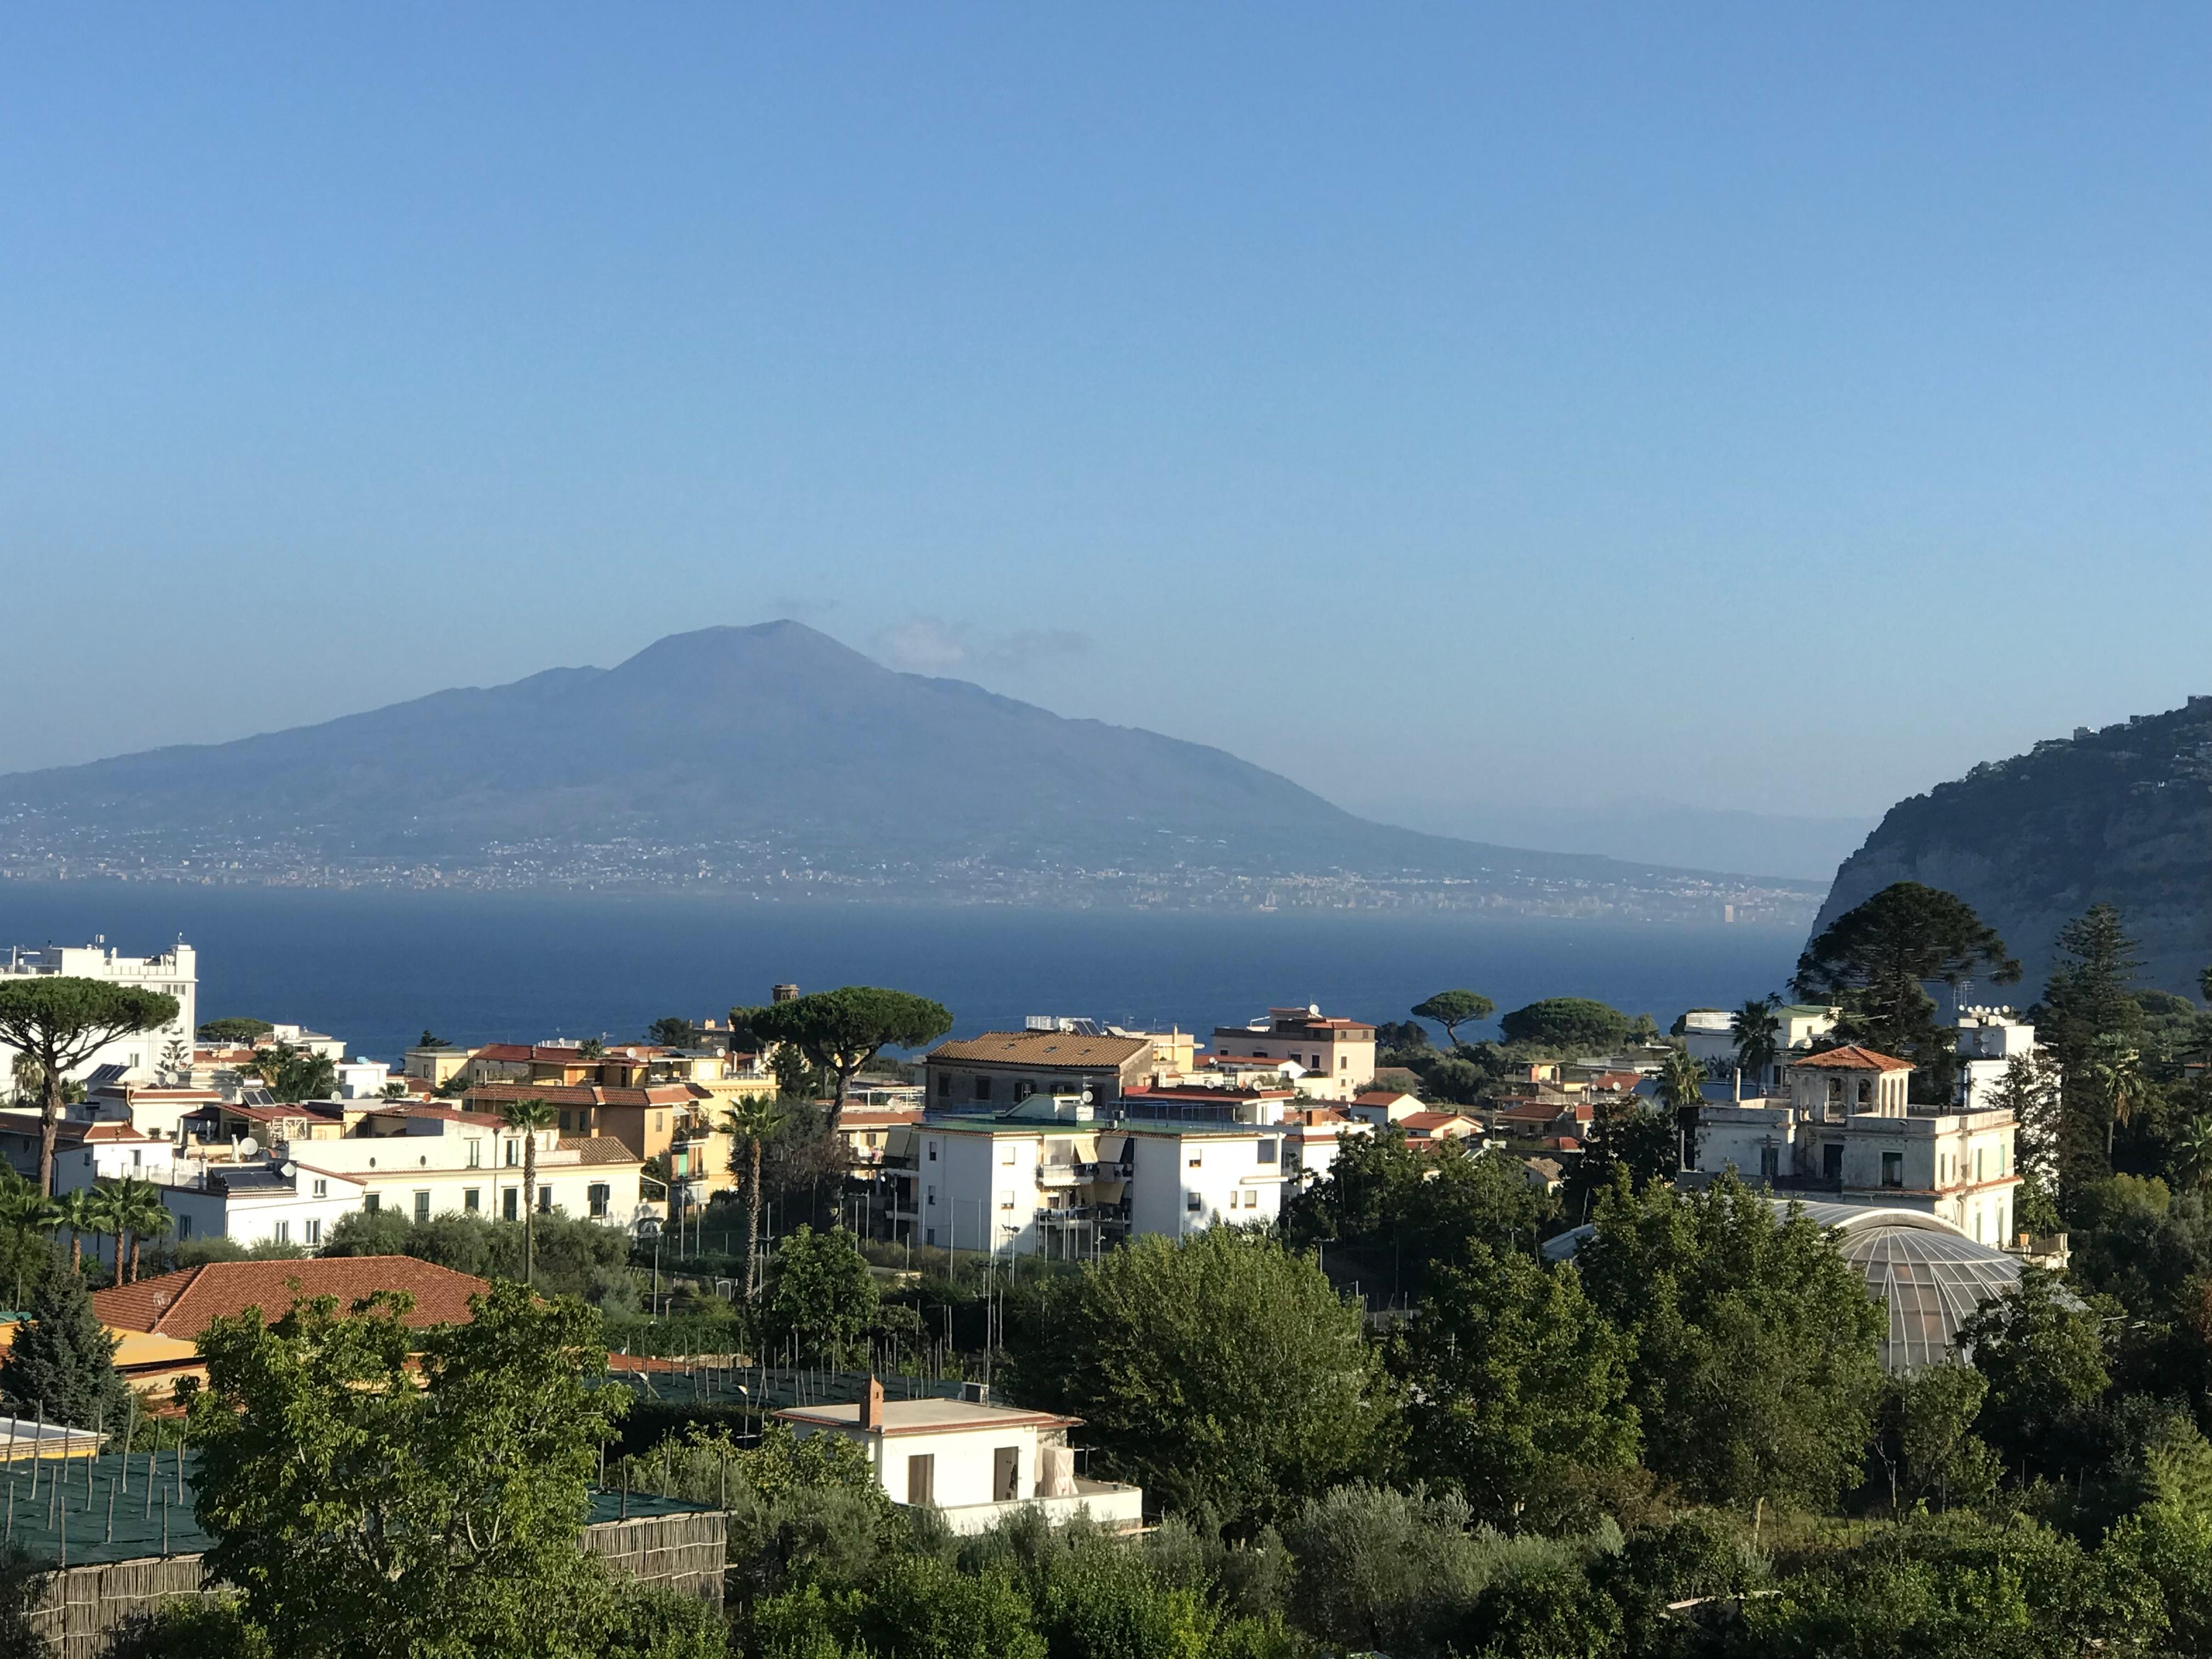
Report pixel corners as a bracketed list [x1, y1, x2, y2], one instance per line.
[0, 882, 1805, 1063]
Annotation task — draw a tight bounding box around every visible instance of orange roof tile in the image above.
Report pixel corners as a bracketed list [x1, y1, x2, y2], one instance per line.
[1789, 1045, 1912, 1072]
[93, 1257, 488, 1341]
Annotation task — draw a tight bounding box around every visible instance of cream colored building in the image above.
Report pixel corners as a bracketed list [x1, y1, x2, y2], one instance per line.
[777, 1383, 1142, 1535]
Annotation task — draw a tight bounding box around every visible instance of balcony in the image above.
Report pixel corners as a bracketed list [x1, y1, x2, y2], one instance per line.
[1035, 1161, 1096, 1188]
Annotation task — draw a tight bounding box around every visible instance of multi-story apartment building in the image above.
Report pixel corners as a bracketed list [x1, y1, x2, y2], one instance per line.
[888, 1092, 1289, 1259]
[0, 938, 198, 1092]
[924, 1032, 1158, 1111]
[1208, 1007, 1375, 1102]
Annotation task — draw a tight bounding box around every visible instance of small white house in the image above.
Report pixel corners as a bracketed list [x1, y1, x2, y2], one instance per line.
[776, 1382, 1143, 1535]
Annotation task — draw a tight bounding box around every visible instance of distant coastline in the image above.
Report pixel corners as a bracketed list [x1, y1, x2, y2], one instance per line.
[0, 878, 1806, 1065]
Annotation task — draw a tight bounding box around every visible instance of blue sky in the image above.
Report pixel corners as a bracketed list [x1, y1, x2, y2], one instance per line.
[3, 4, 2204, 834]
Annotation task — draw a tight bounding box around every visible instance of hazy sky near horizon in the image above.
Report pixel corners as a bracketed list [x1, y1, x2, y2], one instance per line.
[4, 5, 2205, 824]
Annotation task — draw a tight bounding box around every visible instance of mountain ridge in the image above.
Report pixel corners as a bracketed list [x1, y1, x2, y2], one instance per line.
[0, 622, 1821, 918]
[1812, 695, 2212, 996]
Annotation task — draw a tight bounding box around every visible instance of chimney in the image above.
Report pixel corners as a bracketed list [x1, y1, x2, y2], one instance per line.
[771, 983, 800, 1004]
[860, 1374, 883, 1430]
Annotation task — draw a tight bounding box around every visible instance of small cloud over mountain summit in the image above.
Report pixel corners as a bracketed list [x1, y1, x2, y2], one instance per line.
[872, 616, 1093, 677]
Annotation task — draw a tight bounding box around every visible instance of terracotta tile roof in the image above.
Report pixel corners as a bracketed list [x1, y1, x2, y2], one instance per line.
[0, 1113, 154, 1144]
[1399, 1112, 1474, 1132]
[1789, 1045, 1912, 1072]
[557, 1136, 643, 1166]
[461, 1082, 707, 1108]
[928, 1032, 1149, 1069]
[1354, 1091, 1421, 1107]
[93, 1257, 488, 1341]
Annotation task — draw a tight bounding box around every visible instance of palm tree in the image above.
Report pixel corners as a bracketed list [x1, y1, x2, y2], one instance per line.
[83, 1183, 126, 1282]
[716, 1097, 789, 1301]
[110, 1176, 172, 1283]
[1731, 995, 1784, 1092]
[1656, 1048, 1708, 1110]
[2086, 1036, 2148, 1159]
[2169, 1116, 2212, 1194]
[0, 1181, 61, 1308]
[52, 1189, 100, 1274]
[498, 1096, 557, 1287]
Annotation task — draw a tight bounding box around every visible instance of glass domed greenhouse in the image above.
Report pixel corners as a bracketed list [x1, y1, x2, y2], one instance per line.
[1543, 1197, 2023, 1373]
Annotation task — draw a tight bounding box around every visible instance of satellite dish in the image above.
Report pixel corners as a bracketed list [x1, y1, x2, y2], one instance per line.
[280, 1162, 297, 1178]
[1080, 1090, 1094, 1104]
[236, 1137, 259, 1158]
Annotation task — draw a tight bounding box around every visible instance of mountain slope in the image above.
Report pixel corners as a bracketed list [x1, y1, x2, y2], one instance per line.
[1812, 696, 2212, 996]
[0, 622, 1817, 915]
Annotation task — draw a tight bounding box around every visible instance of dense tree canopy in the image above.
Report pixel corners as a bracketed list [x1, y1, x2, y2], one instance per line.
[187, 1280, 717, 1658]
[198, 1016, 275, 1043]
[1497, 997, 1632, 1054]
[1793, 883, 2019, 1101]
[1574, 1173, 1887, 1510]
[1397, 1245, 1640, 1530]
[1007, 1227, 1394, 1527]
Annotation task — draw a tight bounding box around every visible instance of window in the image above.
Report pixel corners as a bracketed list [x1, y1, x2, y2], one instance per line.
[926, 1184, 937, 1207]
[505, 1139, 519, 1167]
[994, 1446, 1019, 1502]
[467, 1140, 482, 1169]
[927, 1141, 938, 1161]
[178, 1215, 193, 1240]
[364, 1194, 381, 1214]
[465, 1188, 481, 1212]
[304, 1218, 322, 1246]
[272, 1220, 291, 1245]
[1339, 1054, 1348, 1070]
[1015, 1080, 1034, 1102]
[538, 1187, 554, 1213]
[1188, 1150, 1202, 1168]
[1857, 1079, 1872, 1106]
[312, 1178, 328, 1198]
[925, 1227, 937, 1246]
[415, 1190, 432, 1223]
[997, 1189, 1014, 1210]
[975, 1076, 992, 1101]
[1186, 1192, 1203, 1212]
[589, 1182, 610, 1218]
[1881, 1152, 1904, 1188]
[1258, 1138, 1278, 1165]
[907, 1454, 935, 1506]
[937, 1074, 951, 1098]
[504, 1188, 519, 1221]
[1001, 1144, 1017, 1166]
[655, 1112, 664, 1132]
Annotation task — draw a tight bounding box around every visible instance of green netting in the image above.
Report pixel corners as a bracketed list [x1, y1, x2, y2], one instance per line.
[0, 1451, 708, 1569]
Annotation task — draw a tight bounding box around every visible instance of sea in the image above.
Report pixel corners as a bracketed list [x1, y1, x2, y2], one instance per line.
[0, 882, 1807, 1064]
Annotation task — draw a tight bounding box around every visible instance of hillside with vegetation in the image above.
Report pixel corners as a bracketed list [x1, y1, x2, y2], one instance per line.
[1813, 696, 2212, 995]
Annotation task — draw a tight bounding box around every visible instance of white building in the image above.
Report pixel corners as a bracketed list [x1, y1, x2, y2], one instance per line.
[1955, 1008, 2043, 1112]
[0, 939, 198, 1092]
[1690, 1045, 2020, 1243]
[900, 1093, 1289, 1259]
[1679, 1003, 1838, 1093]
[777, 1381, 1143, 1534]
[143, 1106, 655, 1251]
